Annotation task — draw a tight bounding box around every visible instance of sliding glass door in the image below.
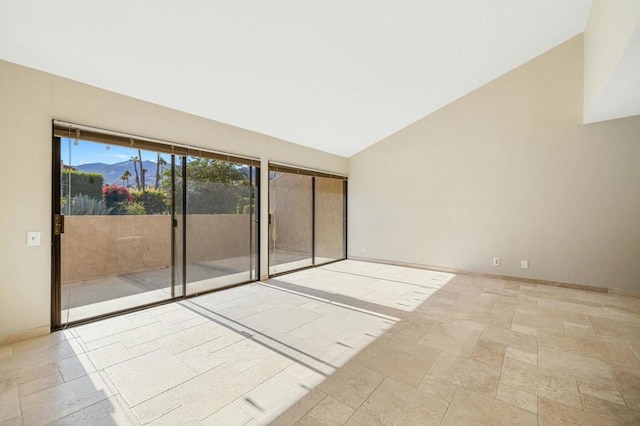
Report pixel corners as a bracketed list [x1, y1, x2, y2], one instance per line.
[268, 165, 346, 276]
[57, 138, 174, 323]
[184, 157, 258, 295]
[314, 177, 347, 265]
[268, 172, 313, 275]
[53, 123, 259, 327]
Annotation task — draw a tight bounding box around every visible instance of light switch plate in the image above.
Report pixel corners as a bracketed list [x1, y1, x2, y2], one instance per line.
[27, 231, 40, 246]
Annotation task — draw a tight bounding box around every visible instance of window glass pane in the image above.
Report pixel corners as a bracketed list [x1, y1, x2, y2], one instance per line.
[60, 138, 173, 323]
[315, 177, 346, 264]
[185, 157, 254, 294]
[269, 172, 313, 275]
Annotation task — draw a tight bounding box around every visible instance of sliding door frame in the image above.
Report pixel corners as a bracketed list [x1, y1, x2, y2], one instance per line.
[267, 162, 347, 277]
[50, 121, 261, 330]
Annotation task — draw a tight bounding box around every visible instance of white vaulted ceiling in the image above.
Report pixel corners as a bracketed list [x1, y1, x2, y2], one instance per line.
[0, 1, 592, 157]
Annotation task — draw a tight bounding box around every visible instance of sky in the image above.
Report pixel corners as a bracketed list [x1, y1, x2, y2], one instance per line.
[61, 138, 170, 166]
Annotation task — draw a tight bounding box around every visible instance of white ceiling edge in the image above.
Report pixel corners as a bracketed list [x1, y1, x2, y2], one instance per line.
[584, 19, 640, 123]
[582, 0, 640, 124]
[0, 1, 592, 158]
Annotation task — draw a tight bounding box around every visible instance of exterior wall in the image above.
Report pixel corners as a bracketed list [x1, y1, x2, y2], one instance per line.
[348, 35, 640, 292]
[61, 215, 251, 283]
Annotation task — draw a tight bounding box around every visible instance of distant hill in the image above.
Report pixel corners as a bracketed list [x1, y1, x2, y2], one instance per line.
[76, 160, 160, 187]
[74, 160, 251, 187]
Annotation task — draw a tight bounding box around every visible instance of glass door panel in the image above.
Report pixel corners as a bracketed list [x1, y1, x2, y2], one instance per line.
[314, 178, 346, 265]
[59, 137, 174, 323]
[185, 157, 254, 294]
[269, 172, 313, 275]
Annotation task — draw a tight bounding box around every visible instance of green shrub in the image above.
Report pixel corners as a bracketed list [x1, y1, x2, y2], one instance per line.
[130, 188, 169, 215]
[61, 169, 104, 199]
[125, 202, 146, 215]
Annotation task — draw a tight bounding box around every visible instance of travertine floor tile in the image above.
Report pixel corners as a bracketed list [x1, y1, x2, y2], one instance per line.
[496, 383, 538, 414]
[132, 390, 181, 424]
[588, 315, 640, 341]
[480, 326, 537, 354]
[352, 340, 440, 387]
[317, 363, 384, 409]
[539, 397, 619, 426]
[172, 363, 260, 420]
[105, 348, 196, 406]
[429, 353, 500, 396]
[0, 387, 20, 423]
[611, 366, 640, 410]
[346, 378, 448, 425]
[149, 405, 200, 426]
[505, 347, 537, 365]
[52, 394, 140, 426]
[87, 341, 135, 370]
[17, 372, 64, 398]
[577, 377, 626, 406]
[500, 357, 582, 409]
[419, 320, 483, 357]
[20, 372, 118, 425]
[419, 375, 458, 402]
[6, 260, 640, 425]
[582, 393, 640, 424]
[538, 346, 613, 381]
[270, 389, 326, 426]
[443, 387, 537, 425]
[301, 396, 354, 425]
[471, 339, 506, 370]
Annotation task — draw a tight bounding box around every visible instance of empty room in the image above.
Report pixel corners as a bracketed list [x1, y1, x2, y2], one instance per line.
[1, 1, 640, 425]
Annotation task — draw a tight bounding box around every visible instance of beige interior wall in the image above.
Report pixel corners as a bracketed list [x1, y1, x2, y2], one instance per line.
[348, 35, 640, 292]
[0, 60, 347, 341]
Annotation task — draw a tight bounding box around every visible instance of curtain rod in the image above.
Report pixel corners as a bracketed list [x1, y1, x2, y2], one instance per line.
[269, 161, 347, 178]
[53, 120, 261, 163]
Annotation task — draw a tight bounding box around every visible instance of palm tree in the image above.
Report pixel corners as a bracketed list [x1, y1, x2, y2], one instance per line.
[121, 170, 132, 188]
[155, 154, 168, 189]
[138, 149, 146, 191]
[130, 156, 140, 190]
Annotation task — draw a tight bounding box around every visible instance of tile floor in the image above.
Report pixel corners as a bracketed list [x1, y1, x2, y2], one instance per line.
[1, 260, 640, 425]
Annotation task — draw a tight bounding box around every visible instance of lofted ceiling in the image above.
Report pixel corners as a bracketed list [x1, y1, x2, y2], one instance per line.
[0, 1, 592, 157]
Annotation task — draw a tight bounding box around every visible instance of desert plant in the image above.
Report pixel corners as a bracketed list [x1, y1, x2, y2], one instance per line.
[61, 194, 114, 215]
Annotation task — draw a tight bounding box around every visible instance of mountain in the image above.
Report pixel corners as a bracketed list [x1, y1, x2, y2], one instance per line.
[76, 160, 160, 187]
[74, 160, 251, 187]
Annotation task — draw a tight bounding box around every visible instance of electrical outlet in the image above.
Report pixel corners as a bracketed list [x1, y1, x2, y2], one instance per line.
[360, 245, 365, 253]
[521, 260, 529, 269]
[493, 257, 500, 266]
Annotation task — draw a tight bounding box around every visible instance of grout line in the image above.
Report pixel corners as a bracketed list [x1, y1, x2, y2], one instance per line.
[341, 375, 387, 425]
[439, 384, 461, 425]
